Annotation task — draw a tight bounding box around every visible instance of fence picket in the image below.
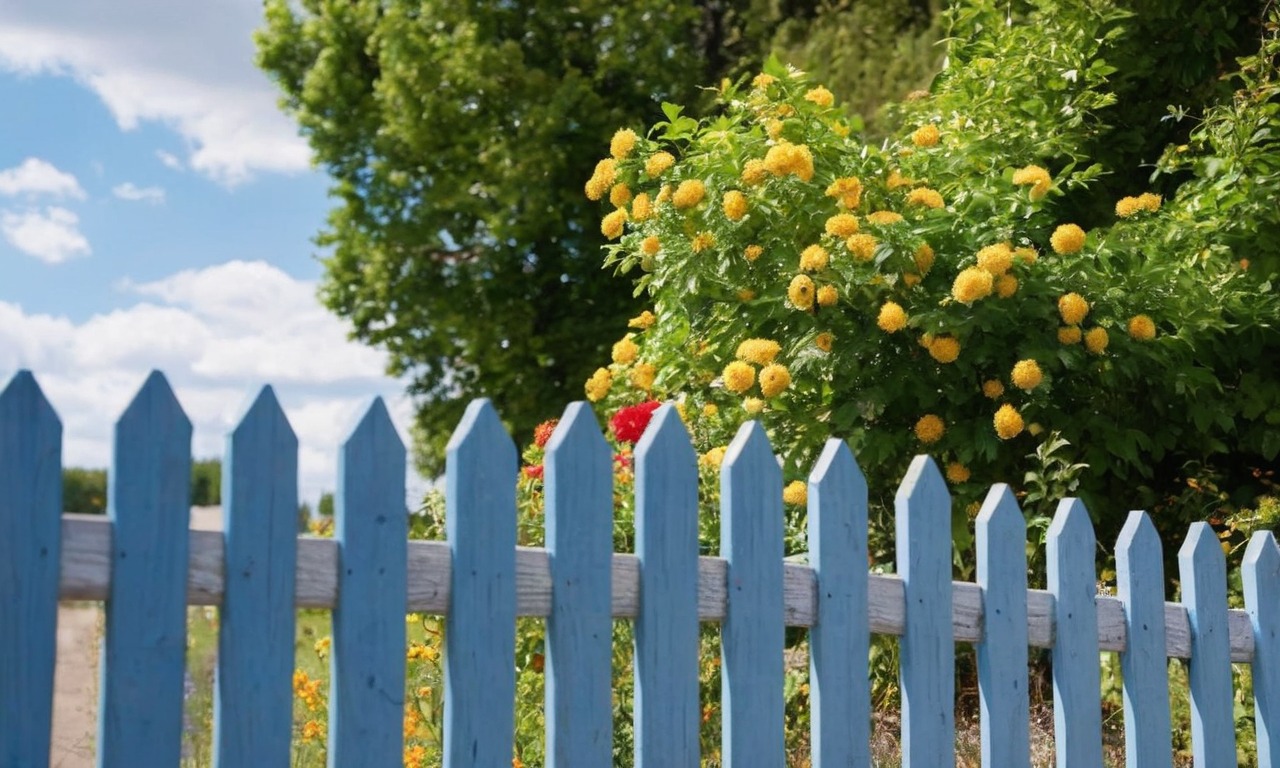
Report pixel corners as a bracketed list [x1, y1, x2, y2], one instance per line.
[720, 421, 784, 766]
[1046, 498, 1103, 767]
[98, 371, 192, 767]
[1244, 531, 1280, 765]
[975, 484, 1029, 768]
[0, 371, 61, 767]
[544, 402, 613, 766]
[1178, 522, 1236, 764]
[329, 398, 406, 767]
[1115, 511, 1172, 768]
[807, 438, 870, 768]
[895, 456, 954, 766]
[213, 386, 298, 768]
[445, 399, 517, 766]
[633, 405, 700, 767]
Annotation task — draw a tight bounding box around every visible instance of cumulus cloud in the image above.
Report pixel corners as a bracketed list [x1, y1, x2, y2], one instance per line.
[0, 0, 311, 184]
[0, 261, 421, 505]
[0, 157, 85, 198]
[155, 150, 183, 171]
[112, 182, 165, 204]
[1, 206, 90, 263]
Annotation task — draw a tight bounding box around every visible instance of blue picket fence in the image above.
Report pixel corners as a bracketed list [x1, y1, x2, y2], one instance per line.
[1, 368, 1277, 766]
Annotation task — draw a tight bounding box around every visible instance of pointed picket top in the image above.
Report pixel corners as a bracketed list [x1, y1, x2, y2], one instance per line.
[341, 397, 403, 462]
[633, 404, 700, 768]
[1178, 521, 1235, 765]
[975, 483, 1025, 544]
[545, 400, 611, 503]
[1115, 511, 1172, 768]
[230, 385, 294, 448]
[0, 370, 62, 767]
[118, 370, 188, 434]
[1046, 498, 1103, 768]
[721, 419, 775, 483]
[807, 439, 870, 768]
[447, 397, 514, 462]
[1244, 531, 1280, 765]
[894, 455, 954, 767]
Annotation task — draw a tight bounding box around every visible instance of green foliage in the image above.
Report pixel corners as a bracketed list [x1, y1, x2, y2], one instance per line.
[191, 458, 221, 507]
[62, 467, 106, 515]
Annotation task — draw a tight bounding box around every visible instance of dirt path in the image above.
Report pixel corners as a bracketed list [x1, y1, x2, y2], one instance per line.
[50, 604, 99, 768]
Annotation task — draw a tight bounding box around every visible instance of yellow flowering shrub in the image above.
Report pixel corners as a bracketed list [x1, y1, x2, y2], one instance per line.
[722, 190, 748, 221]
[1128, 314, 1156, 340]
[799, 244, 829, 272]
[915, 414, 945, 444]
[672, 179, 706, 208]
[736, 338, 781, 365]
[1010, 359, 1043, 391]
[759, 364, 792, 398]
[1050, 223, 1087, 254]
[877, 301, 908, 333]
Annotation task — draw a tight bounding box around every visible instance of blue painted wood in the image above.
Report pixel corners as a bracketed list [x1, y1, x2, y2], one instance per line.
[1045, 498, 1103, 768]
[98, 371, 192, 768]
[633, 405, 700, 768]
[328, 398, 407, 768]
[894, 455, 954, 767]
[1178, 522, 1236, 764]
[213, 386, 298, 768]
[0, 371, 62, 767]
[445, 399, 517, 766]
[720, 421, 784, 766]
[1244, 531, 1280, 766]
[1115, 511, 1172, 768]
[807, 438, 870, 768]
[544, 402, 614, 766]
[974, 484, 1029, 768]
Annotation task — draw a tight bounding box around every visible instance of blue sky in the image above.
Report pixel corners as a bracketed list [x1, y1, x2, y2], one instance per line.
[0, 0, 418, 504]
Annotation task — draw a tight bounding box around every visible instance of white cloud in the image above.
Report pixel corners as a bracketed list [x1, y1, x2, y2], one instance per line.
[0, 1, 311, 185]
[0, 157, 85, 198]
[112, 182, 165, 204]
[1, 206, 90, 263]
[156, 150, 183, 171]
[0, 261, 422, 505]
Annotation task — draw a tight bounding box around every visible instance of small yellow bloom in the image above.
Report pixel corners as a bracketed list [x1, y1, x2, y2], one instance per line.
[804, 86, 834, 107]
[783, 480, 808, 506]
[886, 169, 914, 189]
[741, 158, 768, 186]
[902, 272, 922, 288]
[1050, 224, 1087, 254]
[994, 404, 1024, 440]
[865, 210, 904, 226]
[913, 243, 935, 273]
[645, 151, 675, 178]
[700, 446, 728, 469]
[631, 193, 653, 221]
[825, 177, 862, 209]
[817, 285, 838, 307]
[995, 274, 1018, 298]
[743, 397, 765, 414]
[1058, 293, 1090, 325]
[1011, 359, 1043, 391]
[1058, 326, 1082, 345]
[737, 289, 756, 301]
[825, 213, 859, 238]
[723, 190, 748, 221]
[982, 379, 1005, 399]
[952, 267, 994, 304]
[609, 183, 632, 207]
[630, 363, 656, 390]
[610, 128, 638, 159]
[845, 233, 878, 262]
[1014, 246, 1038, 264]
[314, 636, 331, 658]
[915, 414, 945, 444]
[762, 141, 815, 182]
[641, 235, 661, 256]
[302, 720, 325, 742]
[928, 335, 960, 364]
[946, 463, 971, 484]
[673, 179, 706, 209]
[788, 274, 816, 310]
[744, 244, 763, 262]
[585, 367, 612, 401]
[815, 332, 833, 352]
[759, 364, 791, 398]
[416, 686, 433, 698]
[703, 403, 718, 417]
[723, 361, 755, 394]
[976, 243, 1014, 275]
[584, 158, 617, 201]
[1128, 314, 1156, 341]
[629, 310, 656, 329]
[655, 184, 672, 204]
[877, 301, 908, 333]
[601, 208, 628, 240]
[612, 336, 638, 365]
[911, 124, 940, 147]
[691, 231, 716, 253]
[753, 73, 777, 89]
[1084, 327, 1110, 355]
[1115, 196, 1143, 218]
[1012, 165, 1051, 200]
[736, 339, 781, 365]
[906, 187, 944, 209]
[800, 244, 829, 272]
[1136, 192, 1162, 212]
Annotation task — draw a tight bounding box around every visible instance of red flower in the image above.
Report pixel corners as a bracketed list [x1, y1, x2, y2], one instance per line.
[610, 401, 662, 444]
[532, 419, 558, 448]
[522, 465, 544, 480]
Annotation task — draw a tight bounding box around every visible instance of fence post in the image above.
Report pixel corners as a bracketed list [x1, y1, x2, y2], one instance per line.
[544, 402, 613, 766]
[807, 438, 870, 767]
[0, 371, 61, 767]
[98, 371, 192, 767]
[328, 398, 407, 767]
[444, 399, 517, 766]
[895, 455, 954, 767]
[1115, 511, 1172, 768]
[1244, 531, 1280, 765]
[633, 405, 700, 767]
[1178, 522, 1236, 764]
[213, 386, 298, 768]
[720, 421, 784, 766]
[975, 484, 1029, 768]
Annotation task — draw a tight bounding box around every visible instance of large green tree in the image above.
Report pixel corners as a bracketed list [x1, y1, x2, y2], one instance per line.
[255, 0, 942, 474]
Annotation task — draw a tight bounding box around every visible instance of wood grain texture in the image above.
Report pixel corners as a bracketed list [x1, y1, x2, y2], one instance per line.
[444, 399, 517, 767]
[1046, 499, 1103, 768]
[720, 422, 785, 766]
[1243, 531, 1280, 766]
[0, 371, 62, 767]
[544, 403, 613, 767]
[98, 371, 192, 768]
[807, 439, 870, 768]
[975, 485, 1029, 768]
[1115, 512, 1172, 768]
[1178, 522, 1236, 765]
[895, 456, 954, 767]
[213, 387, 298, 768]
[328, 398, 407, 768]
[633, 406, 700, 768]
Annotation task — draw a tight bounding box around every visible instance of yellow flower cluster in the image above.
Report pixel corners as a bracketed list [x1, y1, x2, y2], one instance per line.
[914, 243, 935, 273]
[691, 231, 715, 253]
[759, 364, 792, 398]
[673, 179, 706, 209]
[632, 193, 653, 221]
[996, 274, 1018, 298]
[866, 210, 904, 226]
[1128, 314, 1156, 340]
[611, 129, 638, 159]
[800, 244, 829, 272]
[742, 159, 767, 186]
[815, 332, 833, 352]
[584, 158, 617, 201]
[612, 336, 638, 365]
[1011, 359, 1043, 391]
[886, 170, 914, 190]
[877, 301, 907, 333]
[700, 446, 728, 469]
[584, 367, 612, 401]
[845, 233, 877, 262]
[629, 310, 656, 329]
[804, 86, 834, 107]
[1058, 293, 1089, 325]
[723, 361, 755, 393]
[1058, 326, 1082, 345]
[743, 397, 765, 414]
[601, 208, 627, 240]
[952, 267, 994, 304]
[982, 379, 1005, 399]
[762, 141, 815, 182]
[610, 183, 632, 207]
[817, 285, 837, 306]
[906, 187, 945, 209]
[301, 719, 325, 742]
[826, 177, 862, 208]
[946, 463, 971, 484]
[1051, 224, 1087, 254]
[825, 213, 859, 238]
[1011, 165, 1051, 200]
[915, 414, 945, 444]
[789, 274, 816, 309]
[630, 363, 656, 390]
[645, 151, 675, 178]
[976, 243, 1014, 275]
[1115, 192, 1162, 218]
[723, 190, 748, 221]
[1084, 327, 1109, 355]
[293, 669, 324, 712]
[407, 642, 439, 661]
[783, 480, 808, 506]
[928, 335, 961, 364]
[736, 338, 781, 365]
[641, 235, 660, 256]
[994, 404, 1024, 440]
[744, 244, 763, 261]
[405, 745, 428, 768]
[911, 124, 940, 148]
